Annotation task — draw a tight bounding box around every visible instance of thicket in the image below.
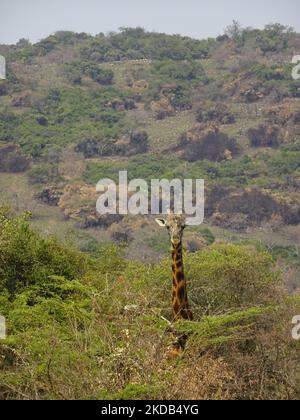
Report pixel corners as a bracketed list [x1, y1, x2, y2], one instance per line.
[80, 28, 215, 62]
[0, 87, 129, 158]
[0, 209, 300, 400]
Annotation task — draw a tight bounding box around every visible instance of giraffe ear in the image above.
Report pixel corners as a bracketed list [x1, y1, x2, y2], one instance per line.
[155, 218, 166, 227]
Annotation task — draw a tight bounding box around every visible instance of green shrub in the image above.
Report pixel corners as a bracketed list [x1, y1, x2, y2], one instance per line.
[0, 87, 127, 158]
[0, 213, 299, 400]
[80, 28, 215, 62]
[28, 164, 62, 184]
[185, 244, 280, 317]
[196, 227, 215, 245]
[0, 209, 89, 295]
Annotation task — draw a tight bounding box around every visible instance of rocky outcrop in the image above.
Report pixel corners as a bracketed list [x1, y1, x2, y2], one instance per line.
[35, 187, 64, 206]
[78, 208, 123, 229]
[35, 182, 124, 229]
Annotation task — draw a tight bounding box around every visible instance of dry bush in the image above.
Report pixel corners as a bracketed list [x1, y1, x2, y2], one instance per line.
[247, 124, 282, 148]
[196, 103, 235, 125]
[160, 355, 234, 400]
[150, 97, 175, 120]
[0, 145, 31, 173]
[206, 187, 300, 230]
[179, 124, 240, 162]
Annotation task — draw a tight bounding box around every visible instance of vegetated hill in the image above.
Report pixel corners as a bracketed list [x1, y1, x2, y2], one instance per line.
[0, 24, 300, 267]
[1, 24, 300, 401]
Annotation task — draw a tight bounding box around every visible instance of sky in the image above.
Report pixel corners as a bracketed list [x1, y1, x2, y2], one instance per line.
[0, 0, 300, 44]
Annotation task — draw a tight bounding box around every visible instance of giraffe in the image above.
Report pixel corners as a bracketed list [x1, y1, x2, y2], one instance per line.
[155, 213, 193, 322]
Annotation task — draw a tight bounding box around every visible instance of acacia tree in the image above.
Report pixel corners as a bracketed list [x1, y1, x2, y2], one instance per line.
[225, 20, 243, 41]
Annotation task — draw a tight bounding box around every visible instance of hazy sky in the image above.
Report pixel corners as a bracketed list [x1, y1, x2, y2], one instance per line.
[1, 0, 300, 44]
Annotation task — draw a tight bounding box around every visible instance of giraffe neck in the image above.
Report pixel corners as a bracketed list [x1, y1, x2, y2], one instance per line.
[171, 242, 193, 321]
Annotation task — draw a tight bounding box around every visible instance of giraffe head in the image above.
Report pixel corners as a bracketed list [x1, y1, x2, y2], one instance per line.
[155, 214, 187, 247]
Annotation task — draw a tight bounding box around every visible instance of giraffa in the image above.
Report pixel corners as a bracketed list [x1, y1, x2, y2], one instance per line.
[156, 214, 193, 322]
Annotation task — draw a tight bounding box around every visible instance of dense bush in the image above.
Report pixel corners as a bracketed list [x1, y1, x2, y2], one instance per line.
[0, 144, 30, 173]
[0, 87, 127, 158]
[76, 131, 148, 158]
[152, 60, 206, 82]
[0, 212, 300, 400]
[247, 124, 282, 148]
[196, 103, 235, 124]
[255, 24, 294, 55]
[82, 155, 182, 184]
[27, 164, 62, 184]
[180, 129, 240, 162]
[0, 83, 8, 96]
[64, 62, 114, 85]
[266, 150, 300, 176]
[147, 60, 208, 114]
[80, 28, 215, 63]
[0, 209, 89, 295]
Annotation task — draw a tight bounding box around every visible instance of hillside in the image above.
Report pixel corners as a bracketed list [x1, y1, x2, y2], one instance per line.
[1, 24, 300, 400]
[0, 26, 300, 268]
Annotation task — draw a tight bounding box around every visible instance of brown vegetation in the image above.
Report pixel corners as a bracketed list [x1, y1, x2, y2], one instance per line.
[196, 103, 235, 125]
[206, 187, 300, 230]
[247, 124, 282, 148]
[0, 144, 31, 173]
[179, 124, 240, 162]
[75, 131, 149, 158]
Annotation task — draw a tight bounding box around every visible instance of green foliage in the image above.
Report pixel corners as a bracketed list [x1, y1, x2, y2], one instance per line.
[176, 306, 272, 346]
[196, 227, 215, 245]
[256, 24, 293, 54]
[112, 384, 160, 400]
[185, 244, 280, 317]
[82, 155, 182, 184]
[82, 147, 300, 193]
[266, 149, 300, 176]
[0, 212, 299, 400]
[28, 164, 62, 184]
[152, 60, 206, 82]
[1, 25, 300, 400]
[76, 131, 148, 158]
[146, 59, 208, 110]
[249, 63, 287, 81]
[80, 28, 215, 63]
[64, 62, 114, 85]
[145, 230, 171, 253]
[267, 245, 300, 268]
[0, 87, 127, 157]
[0, 209, 90, 295]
